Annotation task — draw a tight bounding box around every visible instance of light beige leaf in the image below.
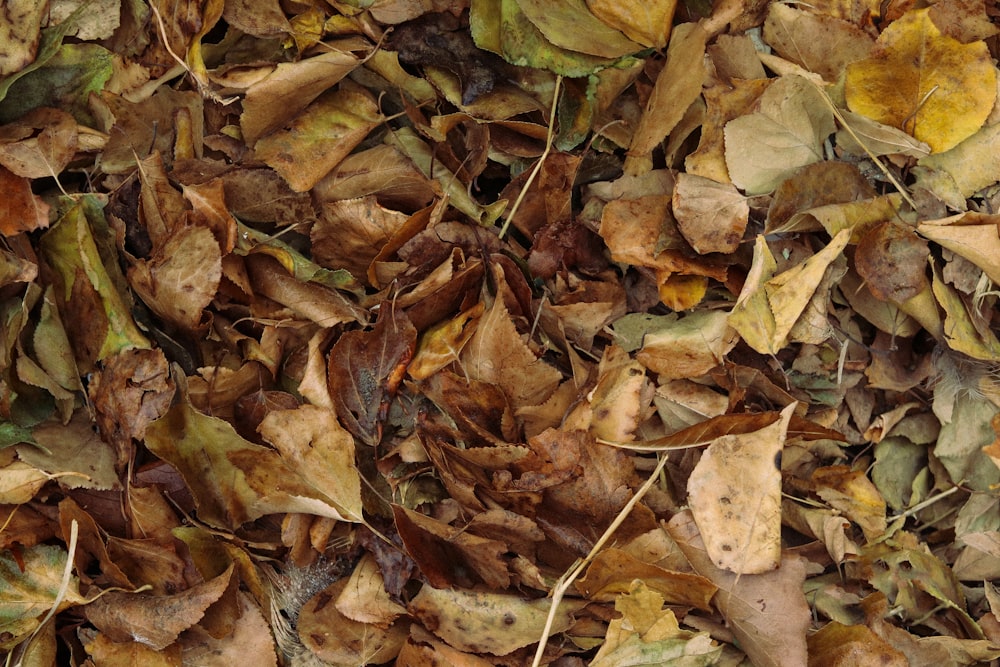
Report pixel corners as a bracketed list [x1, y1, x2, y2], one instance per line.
[724, 75, 835, 194]
[687, 403, 795, 574]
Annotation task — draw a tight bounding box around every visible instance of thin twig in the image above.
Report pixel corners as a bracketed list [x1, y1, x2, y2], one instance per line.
[498, 75, 563, 239]
[529, 450, 673, 667]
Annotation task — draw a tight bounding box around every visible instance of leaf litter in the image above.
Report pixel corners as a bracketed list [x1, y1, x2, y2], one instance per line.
[1, 0, 1000, 665]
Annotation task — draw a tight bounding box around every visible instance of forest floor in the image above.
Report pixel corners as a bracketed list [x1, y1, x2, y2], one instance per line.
[3, 1, 1000, 665]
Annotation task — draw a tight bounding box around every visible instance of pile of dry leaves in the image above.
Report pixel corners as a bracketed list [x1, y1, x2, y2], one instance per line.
[3, 0, 1000, 665]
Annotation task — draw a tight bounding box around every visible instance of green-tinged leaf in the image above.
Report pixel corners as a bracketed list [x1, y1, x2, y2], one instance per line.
[145, 402, 363, 529]
[385, 126, 507, 226]
[0, 1, 89, 106]
[515, 0, 645, 59]
[471, 0, 633, 77]
[38, 200, 150, 369]
[0, 43, 113, 124]
[0, 421, 36, 450]
[236, 222, 363, 295]
[0, 544, 87, 650]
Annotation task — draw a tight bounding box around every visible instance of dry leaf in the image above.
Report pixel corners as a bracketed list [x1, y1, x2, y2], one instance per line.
[845, 7, 996, 153]
[687, 403, 794, 573]
[725, 75, 836, 194]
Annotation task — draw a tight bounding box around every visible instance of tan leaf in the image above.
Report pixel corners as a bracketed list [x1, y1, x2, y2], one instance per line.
[626, 23, 708, 174]
[460, 295, 561, 411]
[671, 172, 749, 254]
[687, 403, 795, 573]
[667, 510, 811, 667]
[725, 75, 835, 194]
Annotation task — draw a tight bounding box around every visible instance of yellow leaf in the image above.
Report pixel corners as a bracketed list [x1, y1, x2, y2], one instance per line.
[812, 465, 888, 542]
[845, 8, 997, 153]
[586, 0, 677, 48]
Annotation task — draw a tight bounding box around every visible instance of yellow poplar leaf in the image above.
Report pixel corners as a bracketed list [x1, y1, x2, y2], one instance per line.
[812, 465, 888, 542]
[657, 273, 708, 311]
[687, 403, 795, 574]
[807, 622, 908, 667]
[845, 8, 997, 154]
[585, 0, 677, 48]
[766, 228, 851, 351]
[516, 0, 645, 59]
[764, 3, 874, 83]
[0, 461, 50, 504]
[728, 235, 779, 354]
[588, 345, 650, 443]
[335, 554, 407, 626]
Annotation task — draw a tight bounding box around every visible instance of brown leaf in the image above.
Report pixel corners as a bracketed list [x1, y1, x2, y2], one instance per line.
[671, 172, 749, 254]
[854, 221, 930, 303]
[577, 547, 717, 610]
[0, 166, 49, 235]
[85, 564, 235, 650]
[328, 306, 417, 446]
[393, 504, 510, 589]
[459, 294, 562, 412]
[88, 348, 174, 472]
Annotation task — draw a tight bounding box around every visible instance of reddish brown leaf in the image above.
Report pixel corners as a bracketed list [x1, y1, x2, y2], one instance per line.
[328, 306, 417, 446]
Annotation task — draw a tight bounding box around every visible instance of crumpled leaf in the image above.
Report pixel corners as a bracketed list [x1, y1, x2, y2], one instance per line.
[145, 402, 362, 528]
[84, 564, 234, 651]
[845, 7, 996, 153]
[39, 197, 150, 369]
[328, 307, 417, 446]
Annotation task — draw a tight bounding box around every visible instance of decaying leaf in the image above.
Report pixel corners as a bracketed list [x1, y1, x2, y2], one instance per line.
[8, 0, 1000, 662]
